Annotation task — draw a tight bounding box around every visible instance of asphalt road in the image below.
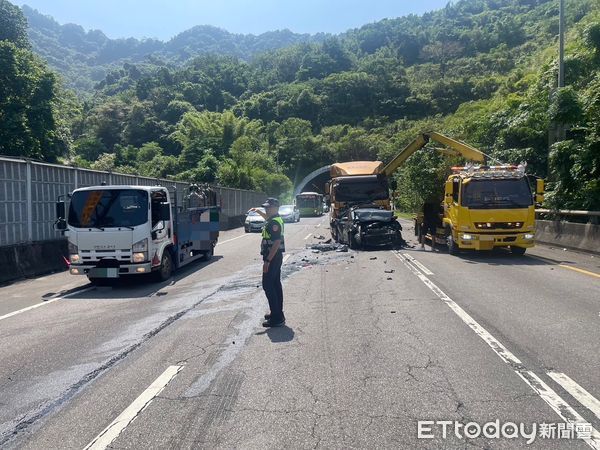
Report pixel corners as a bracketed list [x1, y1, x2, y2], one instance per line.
[0, 217, 598, 449]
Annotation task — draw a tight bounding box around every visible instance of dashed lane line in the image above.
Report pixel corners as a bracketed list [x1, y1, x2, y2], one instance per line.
[394, 250, 600, 449]
[304, 233, 313, 240]
[84, 365, 183, 450]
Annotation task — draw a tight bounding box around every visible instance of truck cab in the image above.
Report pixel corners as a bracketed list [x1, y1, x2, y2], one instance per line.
[442, 165, 544, 255]
[55, 184, 219, 283]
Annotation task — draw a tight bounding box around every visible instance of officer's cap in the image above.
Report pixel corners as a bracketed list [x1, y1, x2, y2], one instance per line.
[261, 198, 279, 208]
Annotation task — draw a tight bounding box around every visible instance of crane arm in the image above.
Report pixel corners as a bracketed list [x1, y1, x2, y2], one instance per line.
[381, 132, 486, 177]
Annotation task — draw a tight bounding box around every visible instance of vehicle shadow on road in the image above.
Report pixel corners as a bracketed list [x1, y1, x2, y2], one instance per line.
[62, 255, 224, 300]
[255, 325, 295, 343]
[453, 250, 558, 266]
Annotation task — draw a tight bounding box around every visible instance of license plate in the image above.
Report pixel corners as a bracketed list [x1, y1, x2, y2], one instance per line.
[89, 267, 119, 278]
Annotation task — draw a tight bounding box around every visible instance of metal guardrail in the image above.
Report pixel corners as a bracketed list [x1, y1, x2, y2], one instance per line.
[0, 156, 266, 247]
[536, 209, 600, 217]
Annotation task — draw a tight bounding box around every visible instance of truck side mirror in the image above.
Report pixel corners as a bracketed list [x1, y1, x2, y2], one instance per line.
[324, 182, 331, 194]
[444, 181, 453, 205]
[159, 203, 171, 221]
[535, 179, 544, 205]
[56, 200, 65, 220]
[54, 201, 67, 231]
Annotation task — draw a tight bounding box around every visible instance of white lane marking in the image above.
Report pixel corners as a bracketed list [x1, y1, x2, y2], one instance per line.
[304, 233, 312, 240]
[216, 233, 251, 246]
[84, 365, 183, 450]
[0, 286, 96, 321]
[400, 252, 434, 275]
[283, 254, 291, 264]
[0, 299, 59, 321]
[396, 251, 600, 449]
[316, 223, 321, 228]
[548, 372, 600, 421]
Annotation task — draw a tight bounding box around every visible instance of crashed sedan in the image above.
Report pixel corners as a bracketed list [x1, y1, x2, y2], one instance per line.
[336, 206, 405, 249]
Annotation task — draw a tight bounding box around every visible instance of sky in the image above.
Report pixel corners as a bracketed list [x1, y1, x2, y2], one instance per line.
[10, 0, 451, 40]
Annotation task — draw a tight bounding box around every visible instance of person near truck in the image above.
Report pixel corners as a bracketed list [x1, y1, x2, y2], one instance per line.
[250, 198, 286, 327]
[420, 201, 440, 251]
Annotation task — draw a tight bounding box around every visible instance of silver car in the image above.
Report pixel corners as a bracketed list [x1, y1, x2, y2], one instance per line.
[244, 208, 266, 232]
[279, 204, 300, 223]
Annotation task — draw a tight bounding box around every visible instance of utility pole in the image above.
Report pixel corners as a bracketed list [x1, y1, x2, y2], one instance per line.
[558, 0, 565, 88]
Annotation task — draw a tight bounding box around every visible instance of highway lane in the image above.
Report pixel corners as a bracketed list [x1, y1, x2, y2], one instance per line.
[0, 216, 598, 448]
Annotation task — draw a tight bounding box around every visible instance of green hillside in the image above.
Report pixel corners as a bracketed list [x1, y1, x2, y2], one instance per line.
[1, 0, 599, 209]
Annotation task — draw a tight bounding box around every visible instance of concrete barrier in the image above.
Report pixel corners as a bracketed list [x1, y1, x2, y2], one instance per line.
[536, 220, 600, 254]
[0, 240, 69, 285]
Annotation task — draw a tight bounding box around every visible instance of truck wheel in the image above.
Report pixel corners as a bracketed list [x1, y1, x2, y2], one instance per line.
[510, 246, 526, 255]
[155, 251, 173, 282]
[446, 228, 460, 255]
[202, 245, 215, 261]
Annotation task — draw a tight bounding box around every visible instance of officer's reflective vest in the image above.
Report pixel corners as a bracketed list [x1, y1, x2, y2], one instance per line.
[261, 216, 285, 255]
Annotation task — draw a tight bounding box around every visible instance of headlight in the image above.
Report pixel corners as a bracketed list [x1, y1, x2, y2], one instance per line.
[524, 233, 534, 240]
[461, 233, 474, 240]
[68, 242, 79, 264]
[133, 238, 148, 252]
[133, 252, 147, 263]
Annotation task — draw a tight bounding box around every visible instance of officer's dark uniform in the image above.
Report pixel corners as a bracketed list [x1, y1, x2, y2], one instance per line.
[261, 210, 286, 325]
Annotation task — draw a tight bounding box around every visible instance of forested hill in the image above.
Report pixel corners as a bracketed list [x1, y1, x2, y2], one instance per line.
[21, 5, 328, 92]
[2, 0, 599, 211]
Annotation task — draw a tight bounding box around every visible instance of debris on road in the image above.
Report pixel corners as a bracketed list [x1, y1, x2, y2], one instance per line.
[369, 256, 377, 260]
[384, 269, 395, 274]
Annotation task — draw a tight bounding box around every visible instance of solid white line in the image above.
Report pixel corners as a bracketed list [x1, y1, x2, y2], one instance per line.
[84, 365, 183, 450]
[304, 233, 312, 240]
[548, 372, 600, 420]
[216, 233, 251, 246]
[283, 254, 291, 264]
[396, 253, 600, 449]
[401, 253, 434, 275]
[0, 298, 60, 321]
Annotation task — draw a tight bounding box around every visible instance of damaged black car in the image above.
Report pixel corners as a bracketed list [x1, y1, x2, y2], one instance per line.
[335, 205, 405, 249]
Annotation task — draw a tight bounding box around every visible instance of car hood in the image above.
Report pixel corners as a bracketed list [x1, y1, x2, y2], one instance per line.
[246, 216, 265, 223]
[352, 208, 395, 223]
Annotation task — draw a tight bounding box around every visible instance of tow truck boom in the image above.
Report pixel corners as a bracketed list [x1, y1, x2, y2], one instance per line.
[382, 132, 486, 177]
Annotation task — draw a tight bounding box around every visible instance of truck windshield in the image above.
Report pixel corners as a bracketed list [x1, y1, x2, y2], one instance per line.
[462, 178, 532, 209]
[334, 178, 388, 202]
[68, 189, 149, 228]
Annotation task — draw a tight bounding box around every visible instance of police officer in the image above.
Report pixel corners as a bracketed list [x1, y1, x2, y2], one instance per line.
[251, 198, 286, 327]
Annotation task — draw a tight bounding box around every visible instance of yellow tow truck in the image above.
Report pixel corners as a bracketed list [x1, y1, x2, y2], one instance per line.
[326, 131, 544, 254]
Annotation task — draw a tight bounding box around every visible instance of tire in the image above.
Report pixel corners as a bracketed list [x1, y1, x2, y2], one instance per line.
[349, 232, 359, 250]
[446, 228, 460, 255]
[154, 250, 173, 282]
[510, 246, 526, 255]
[202, 244, 215, 261]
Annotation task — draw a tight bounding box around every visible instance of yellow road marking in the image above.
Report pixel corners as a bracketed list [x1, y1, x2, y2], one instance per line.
[559, 264, 600, 279]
